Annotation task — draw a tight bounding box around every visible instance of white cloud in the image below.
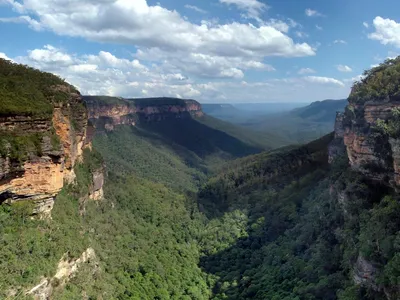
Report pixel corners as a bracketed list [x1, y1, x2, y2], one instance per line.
[337, 65, 352, 72]
[363, 22, 369, 28]
[295, 31, 308, 38]
[305, 9, 323, 17]
[265, 19, 290, 33]
[0, 52, 12, 61]
[0, 15, 42, 30]
[298, 68, 316, 75]
[333, 39, 347, 44]
[315, 25, 323, 30]
[368, 17, 400, 47]
[28, 45, 73, 65]
[0, 0, 315, 61]
[304, 76, 344, 87]
[220, 0, 268, 20]
[184, 5, 207, 14]
[4, 46, 349, 103]
[135, 48, 274, 79]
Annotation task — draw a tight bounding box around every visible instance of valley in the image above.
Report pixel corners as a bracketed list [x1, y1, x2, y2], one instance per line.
[1, 57, 400, 300]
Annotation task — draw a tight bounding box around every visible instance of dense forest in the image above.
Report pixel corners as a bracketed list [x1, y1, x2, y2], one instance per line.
[1, 57, 400, 299]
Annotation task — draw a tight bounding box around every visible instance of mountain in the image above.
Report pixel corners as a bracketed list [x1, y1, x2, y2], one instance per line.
[291, 99, 347, 122]
[1, 57, 400, 300]
[201, 103, 241, 118]
[236, 99, 347, 144]
[84, 96, 289, 156]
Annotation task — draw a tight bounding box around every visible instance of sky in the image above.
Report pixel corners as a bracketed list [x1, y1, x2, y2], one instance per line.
[0, 0, 400, 103]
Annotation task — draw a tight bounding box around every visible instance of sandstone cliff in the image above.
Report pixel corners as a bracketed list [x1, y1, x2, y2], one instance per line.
[329, 58, 400, 300]
[83, 96, 204, 131]
[330, 99, 400, 188]
[0, 60, 89, 217]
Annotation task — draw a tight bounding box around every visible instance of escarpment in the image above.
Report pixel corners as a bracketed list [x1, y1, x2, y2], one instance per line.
[83, 96, 204, 130]
[329, 57, 400, 300]
[329, 57, 400, 188]
[331, 98, 400, 188]
[0, 59, 88, 216]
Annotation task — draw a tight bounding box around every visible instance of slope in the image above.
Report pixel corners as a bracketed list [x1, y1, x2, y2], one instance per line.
[291, 99, 347, 122]
[238, 99, 347, 144]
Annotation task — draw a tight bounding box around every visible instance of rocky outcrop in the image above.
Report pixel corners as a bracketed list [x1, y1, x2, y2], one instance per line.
[88, 168, 104, 201]
[0, 86, 88, 216]
[331, 99, 400, 187]
[84, 96, 204, 130]
[26, 248, 97, 300]
[353, 255, 380, 291]
[328, 112, 346, 163]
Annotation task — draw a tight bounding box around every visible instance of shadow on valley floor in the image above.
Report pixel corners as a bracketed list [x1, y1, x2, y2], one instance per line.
[197, 168, 345, 300]
[137, 116, 263, 159]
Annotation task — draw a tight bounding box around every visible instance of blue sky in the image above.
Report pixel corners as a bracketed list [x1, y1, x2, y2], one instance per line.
[1, 0, 400, 103]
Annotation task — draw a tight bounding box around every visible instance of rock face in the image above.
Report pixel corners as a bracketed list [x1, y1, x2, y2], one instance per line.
[88, 168, 104, 201]
[331, 99, 400, 187]
[26, 248, 97, 300]
[353, 255, 380, 291]
[84, 96, 204, 130]
[328, 112, 346, 163]
[0, 86, 88, 217]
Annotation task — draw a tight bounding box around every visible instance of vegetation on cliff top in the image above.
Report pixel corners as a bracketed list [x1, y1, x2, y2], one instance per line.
[83, 95, 199, 107]
[0, 58, 77, 116]
[349, 56, 400, 104]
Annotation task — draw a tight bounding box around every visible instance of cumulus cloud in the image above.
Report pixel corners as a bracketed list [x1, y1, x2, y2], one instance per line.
[333, 39, 347, 44]
[3, 46, 349, 103]
[220, 0, 268, 20]
[0, 15, 42, 30]
[0, 0, 315, 61]
[304, 76, 344, 87]
[135, 48, 274, 79]
[315, 25, 323, 31]
[368, 17, 400, 47]
[298, 68, 316, 75]
[305, 9, 323, 17]
[0, 52, 12, 61]
[363, 22, 369, 28]
[337, 65, 353, 72]
[184, 5, 207, 14]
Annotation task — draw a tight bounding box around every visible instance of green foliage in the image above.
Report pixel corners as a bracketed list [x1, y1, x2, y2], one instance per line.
[349, 56, 400, 103]
[0, 132, 44, 160]
[375, 107, 400, 137]
[93, 125, 207, 192]
[0, 191, 88, 296]
[2, 94, 400, 300]
[197, 115, 290, 150]
[0, 58, 76, 116]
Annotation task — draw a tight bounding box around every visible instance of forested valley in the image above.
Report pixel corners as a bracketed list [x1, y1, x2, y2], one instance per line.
[1, 58, 400, 300]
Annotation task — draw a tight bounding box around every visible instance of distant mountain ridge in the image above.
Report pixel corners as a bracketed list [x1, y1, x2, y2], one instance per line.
[291, 99, 347, 122]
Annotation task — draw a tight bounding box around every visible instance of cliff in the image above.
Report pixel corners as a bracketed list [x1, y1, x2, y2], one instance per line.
[329, 57, 400, 300]
[331, 98, 400, 188]
[0, 59, 89, 217]
[83, 96, 204, 131]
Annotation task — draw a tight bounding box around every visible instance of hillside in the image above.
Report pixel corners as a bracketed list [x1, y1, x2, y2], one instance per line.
[83, 95, 288, 159]
[291, 99, 347, 122]
[237, 99, 347, 144]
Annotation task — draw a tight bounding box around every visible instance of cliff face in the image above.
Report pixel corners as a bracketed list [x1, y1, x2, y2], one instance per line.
[331, 99, 400, 187]
[83, 96, 204, 130]
[0, 86, 88, 217]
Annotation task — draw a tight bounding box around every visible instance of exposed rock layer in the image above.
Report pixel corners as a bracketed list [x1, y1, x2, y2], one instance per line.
[84, 96, 204, 130]
[0, 86, 88, 215]
[331, 99, 400, 187]
[26, 248, 97, 300]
